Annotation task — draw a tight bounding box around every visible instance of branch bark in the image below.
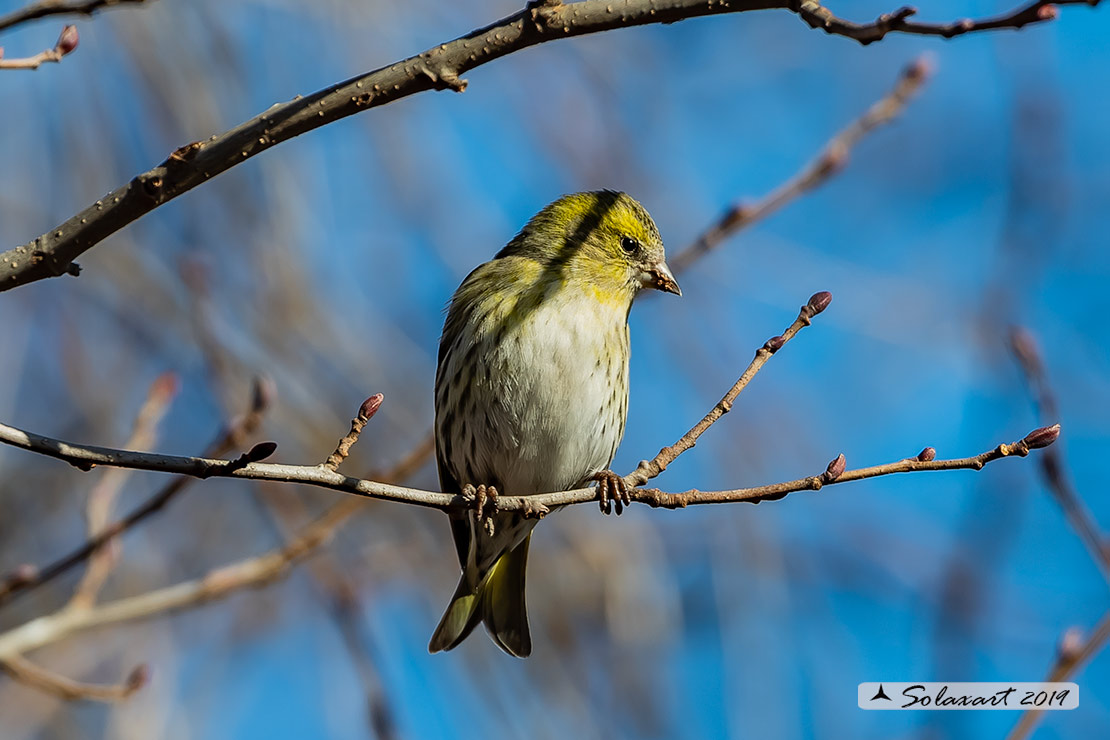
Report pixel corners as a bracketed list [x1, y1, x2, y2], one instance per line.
[0, 0, 1095, 291]
[0, 0, 148, 34]
[0, 292, 1060, 516]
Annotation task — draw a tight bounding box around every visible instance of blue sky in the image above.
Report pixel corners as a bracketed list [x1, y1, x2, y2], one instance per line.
[0, 1, 1108, 738]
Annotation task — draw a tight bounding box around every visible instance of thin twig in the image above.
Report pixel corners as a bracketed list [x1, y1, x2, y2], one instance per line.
[0, 0, 148, 34]
[1005, 328, 1110, 738]
[0, 293, 1060, 514]
[0, 503, 351, 658]
[1007, 610, 1110, 740]
[0, 0, 1095, 290]
[322, 394, 383, 472]
[795, 0, 1095, 46]
[1009, 327, 1110, 580]
[68, 372, 177, 610]
[669, 55, 931, 274]
[0, 376, 274, 608]
[0, 655, 147, 703]
[0, 24, 77, 69]
[0, 434, 432, 703]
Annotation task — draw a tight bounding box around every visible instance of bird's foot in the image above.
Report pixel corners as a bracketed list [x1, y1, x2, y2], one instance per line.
[462, 483, 499, 535]
[520, 499, 550, 520]
[590, 470, 630, 515]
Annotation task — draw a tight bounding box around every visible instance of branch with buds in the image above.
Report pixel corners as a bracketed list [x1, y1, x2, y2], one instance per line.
[0, 0, 1099, 290]
[0, 24, 77, 70]
[0, 292, 1061, 517]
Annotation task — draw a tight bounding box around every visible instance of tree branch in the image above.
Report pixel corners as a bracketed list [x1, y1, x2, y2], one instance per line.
[0, 0, 149, 34]
[794, 0, 1097, 45]
[1007, 610, 1110, 740]
[0, 655, 147, 703]
[0, 292, 1060, 516]
[0, 0, 1095, 291]
[669, 55, 930, 274]
[0, 24, 77, 70]
[0, 376, 274, 608]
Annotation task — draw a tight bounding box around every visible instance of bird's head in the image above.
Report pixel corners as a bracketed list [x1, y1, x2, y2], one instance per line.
[498, 191, 681, 302]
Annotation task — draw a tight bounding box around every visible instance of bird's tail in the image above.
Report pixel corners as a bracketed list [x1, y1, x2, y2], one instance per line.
[428, 534, 532, 658]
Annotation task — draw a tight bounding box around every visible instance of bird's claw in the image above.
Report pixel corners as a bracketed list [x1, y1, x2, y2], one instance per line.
[521, 500, 550, 520]
[463, 483, 499, 534]
[591, 470, 630, 515]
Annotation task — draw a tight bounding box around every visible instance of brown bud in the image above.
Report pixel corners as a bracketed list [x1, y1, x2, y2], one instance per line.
[246, 441, 278, 461]
[125, 664, 151, 692]
[917, 447, 936, 462]
[151, 371, 180, 401]
[807, 291, 832, 316]
[1024, 424, 1061, 450]
[1038, 4, 1059, 20]
[359, 393, 384, 421]
[251, 375, 277, 412]
[905, 53, 935, 83]
[823, 453, 846, 482]
[55, 25, 79, 56]
[1057, 626, 1083, 662]
[1008, 326, 1041, 371]
[764, 335, 785, 353]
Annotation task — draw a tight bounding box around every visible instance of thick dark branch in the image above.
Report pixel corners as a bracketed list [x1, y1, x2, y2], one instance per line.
[0, 0, 148, 34]
[0, 0, 1093, 291]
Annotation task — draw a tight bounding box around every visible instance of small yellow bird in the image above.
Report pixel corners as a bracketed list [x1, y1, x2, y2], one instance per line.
[429, 191, 680, 657]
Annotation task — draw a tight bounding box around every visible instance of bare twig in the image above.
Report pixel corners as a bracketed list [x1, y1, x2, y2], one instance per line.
[0, 655, 147, 703]
[0, 376, 274, 608]
[0, 24, 77, 69]
[1006, 328, 1110, 739]
[68, 372, 177, 610]
[796, 0, 1097, 46]
[625, 290, 833, 486]
[0, 0, 1094, 290]
[322, 394, 383, 472]
[1010, 327, 1110, 579]
[1007, 611, 1110, 740]
[0, 434, 432, 702]
[669, 56, 931, 274]
[0, 293, 1060, 514]
[0, 0, 149, 34]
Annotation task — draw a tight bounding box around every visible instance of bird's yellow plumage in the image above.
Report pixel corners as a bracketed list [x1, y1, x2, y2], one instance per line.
[429, 191, 680, 657]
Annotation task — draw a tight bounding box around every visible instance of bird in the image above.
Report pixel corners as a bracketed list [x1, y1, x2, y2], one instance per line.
[429, 190, 680, 657]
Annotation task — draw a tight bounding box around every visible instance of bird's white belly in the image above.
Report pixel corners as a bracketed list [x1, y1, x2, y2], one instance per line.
[452, 296, 629, 497]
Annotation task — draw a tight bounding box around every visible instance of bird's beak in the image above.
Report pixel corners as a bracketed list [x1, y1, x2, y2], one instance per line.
[648, 261, 682, 296]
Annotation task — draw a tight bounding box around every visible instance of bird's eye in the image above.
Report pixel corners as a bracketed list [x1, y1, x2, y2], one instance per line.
[620, 236, 640, 255]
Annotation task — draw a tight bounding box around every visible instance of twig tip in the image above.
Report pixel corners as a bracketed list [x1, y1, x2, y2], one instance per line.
[1024, 424, 1061, 450]
[56, 26, 79, 56]
[359, 393, 384, 421]
[807, 291, 833, 316]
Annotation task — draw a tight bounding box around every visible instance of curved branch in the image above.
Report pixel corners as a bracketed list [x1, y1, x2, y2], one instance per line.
[0, 655, 147, 702]
[0, 0, 1094, 291]
[0, 0, 149, 34]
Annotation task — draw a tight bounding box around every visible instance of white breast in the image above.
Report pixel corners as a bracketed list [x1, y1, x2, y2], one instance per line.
[438, 287, 630, 497]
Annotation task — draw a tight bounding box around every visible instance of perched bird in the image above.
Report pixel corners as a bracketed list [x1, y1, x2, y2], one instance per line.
[429, 191, 680, 657]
